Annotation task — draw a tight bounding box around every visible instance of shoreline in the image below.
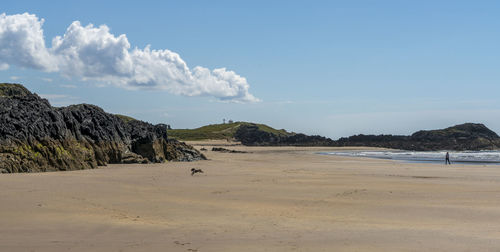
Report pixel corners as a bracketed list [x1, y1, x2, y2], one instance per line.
[2, 144, 500, 251]
[319, 148, 500, 166]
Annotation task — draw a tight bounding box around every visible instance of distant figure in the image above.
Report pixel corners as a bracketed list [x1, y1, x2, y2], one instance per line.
[445, 152, 451, 165]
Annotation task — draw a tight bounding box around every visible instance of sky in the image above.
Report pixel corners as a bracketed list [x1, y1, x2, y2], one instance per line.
[1, 0, 500, 139]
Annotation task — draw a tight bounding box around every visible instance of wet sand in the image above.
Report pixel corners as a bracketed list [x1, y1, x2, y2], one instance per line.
[2, 142, 500, 251]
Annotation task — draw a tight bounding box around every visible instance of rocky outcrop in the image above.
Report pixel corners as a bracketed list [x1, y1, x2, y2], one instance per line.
[334, 134, 410, 149]
[335, 123, 500, 151]
[211, 147, 247, 153]
[0, 83, 205, 173]
[235, 124, 336, 146]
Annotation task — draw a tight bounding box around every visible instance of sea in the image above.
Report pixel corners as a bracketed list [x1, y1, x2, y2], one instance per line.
[320, 150, 500, 165]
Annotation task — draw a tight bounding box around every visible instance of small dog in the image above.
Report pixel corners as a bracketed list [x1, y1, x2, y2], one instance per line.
[191, 168, 204, 176]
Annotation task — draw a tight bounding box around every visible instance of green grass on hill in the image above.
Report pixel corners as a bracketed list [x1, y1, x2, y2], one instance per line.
[115, 114, 137, 123]
[168, 122, 291, 141]
[0, 83, 31, 97]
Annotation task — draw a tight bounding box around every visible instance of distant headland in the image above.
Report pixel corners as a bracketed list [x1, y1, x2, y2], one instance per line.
[170, 122, 500, 151]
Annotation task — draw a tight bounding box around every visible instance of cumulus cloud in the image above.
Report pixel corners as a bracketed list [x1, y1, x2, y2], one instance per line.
[0, 13, 56, 71]
[0, 13, 259, 102]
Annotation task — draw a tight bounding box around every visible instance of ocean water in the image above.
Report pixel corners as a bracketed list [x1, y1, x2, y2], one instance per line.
[321, 150, 500, 165]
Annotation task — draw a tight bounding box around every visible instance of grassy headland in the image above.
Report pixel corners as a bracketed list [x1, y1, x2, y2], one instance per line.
[168, 122, 291, 141]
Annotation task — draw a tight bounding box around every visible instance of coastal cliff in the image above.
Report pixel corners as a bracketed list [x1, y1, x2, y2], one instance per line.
[0, 83, 205, 173]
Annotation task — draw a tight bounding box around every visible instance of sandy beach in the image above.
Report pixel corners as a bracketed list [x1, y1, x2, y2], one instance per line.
[2, 142, 500, 251]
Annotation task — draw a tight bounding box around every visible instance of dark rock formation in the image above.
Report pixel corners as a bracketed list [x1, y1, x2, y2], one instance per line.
[234, 124, 335, 146]
[334, 134, 410, 149]
[0, 83, 205, 173]
[211, 147, 247, 153]
[335, 123, 500, 151]
[234, 121, 500, 151]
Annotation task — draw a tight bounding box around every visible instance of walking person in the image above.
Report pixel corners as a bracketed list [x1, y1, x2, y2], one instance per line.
[445, 152, 451, 165]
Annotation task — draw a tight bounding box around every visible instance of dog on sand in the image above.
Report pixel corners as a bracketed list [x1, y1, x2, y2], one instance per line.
[191, 168, 204, 176]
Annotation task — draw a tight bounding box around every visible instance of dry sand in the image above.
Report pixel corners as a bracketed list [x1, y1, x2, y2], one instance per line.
[2, 142, 500, 251]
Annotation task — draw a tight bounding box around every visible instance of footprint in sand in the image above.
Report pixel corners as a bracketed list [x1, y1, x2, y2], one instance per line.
[336, 189, 367, 197]
[174, 241, 191, 246]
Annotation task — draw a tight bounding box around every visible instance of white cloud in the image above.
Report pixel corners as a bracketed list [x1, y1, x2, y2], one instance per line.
[40, 77, 53, 82]
[10, 76, 20, 80]
[0, 13, 259, 103]
[0, 13, 57, 71]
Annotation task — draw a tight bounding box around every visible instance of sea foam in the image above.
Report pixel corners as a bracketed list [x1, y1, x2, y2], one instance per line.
[322, 150, 500, 165]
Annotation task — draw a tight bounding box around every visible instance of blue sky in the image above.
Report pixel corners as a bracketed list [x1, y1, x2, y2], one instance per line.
[1, 0, 500, 138]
